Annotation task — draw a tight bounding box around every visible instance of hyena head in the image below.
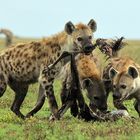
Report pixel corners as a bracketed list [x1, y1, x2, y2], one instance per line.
[96, 37, 124, 57]
[82, 78, 107, 112]
[65, 19, 97, 54]
[109, 66, 140, 101]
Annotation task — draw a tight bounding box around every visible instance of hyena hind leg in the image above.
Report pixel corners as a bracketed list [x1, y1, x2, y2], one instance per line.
[9, 81, 28, 119]
[70, 101, 79, 117]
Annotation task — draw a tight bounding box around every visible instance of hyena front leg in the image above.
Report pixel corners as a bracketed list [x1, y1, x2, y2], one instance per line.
[134, 99, 140, 117]
[44, 83, 58, 117]
[60, 81, 79, 117]
[60, 80, 91, 120]
[103, 80, 112, 98]
[26, 85, 45, 118]
[26, 68, 58, 119]
[70, 101, 79, 117]
[40, 68, 58, 118]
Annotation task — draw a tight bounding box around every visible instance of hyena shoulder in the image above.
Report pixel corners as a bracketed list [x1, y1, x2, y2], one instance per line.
[60, 53, 101, 81]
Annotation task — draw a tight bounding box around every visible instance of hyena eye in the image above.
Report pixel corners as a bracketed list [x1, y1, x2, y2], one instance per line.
[77, 37, 83, 42]
[120, 84, 127, 89]
[89, 36, 92, 40]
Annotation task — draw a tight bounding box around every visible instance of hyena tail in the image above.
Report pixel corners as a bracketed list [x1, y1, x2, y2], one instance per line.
[0, 74, 7, 97]
[0, 28, 13, 47]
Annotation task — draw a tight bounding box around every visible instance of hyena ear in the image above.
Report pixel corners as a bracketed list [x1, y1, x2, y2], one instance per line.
[65, 21, 75, 35]
[82, 78, 92, 89]
[109, 67, 118, 79]
[128, 66, 139, 79]
[88, 19, 97, 32]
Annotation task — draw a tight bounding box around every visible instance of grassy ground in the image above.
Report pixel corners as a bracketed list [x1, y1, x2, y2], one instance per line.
[0, 38, 140, 140]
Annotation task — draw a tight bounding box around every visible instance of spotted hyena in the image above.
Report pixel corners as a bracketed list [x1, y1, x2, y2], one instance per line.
[0, 19, 97, 119]
[109, 57, 140, 116]
[95, 37, 140, 116]
[60, 53, 107, 117]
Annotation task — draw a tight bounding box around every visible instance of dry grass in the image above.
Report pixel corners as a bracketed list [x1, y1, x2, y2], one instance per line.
[0, 38, 140, 140]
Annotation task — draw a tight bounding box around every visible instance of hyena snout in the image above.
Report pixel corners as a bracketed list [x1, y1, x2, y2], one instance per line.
[98, 102, 107, 112]
[90, 97, 107, 112]
[83, 44, 95, 54]
[113, 92, 121, 100]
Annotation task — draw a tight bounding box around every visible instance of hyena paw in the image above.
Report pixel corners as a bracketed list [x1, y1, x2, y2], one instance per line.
[49, 114, 59, 121]
[43, 64, 53, 72]
[25, 113, 34, 118]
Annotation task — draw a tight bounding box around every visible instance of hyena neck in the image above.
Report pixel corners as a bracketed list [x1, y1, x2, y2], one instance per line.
[43, 31, 74, 53]
[38, 31, 74, 66]
[61, 33, 74, 52]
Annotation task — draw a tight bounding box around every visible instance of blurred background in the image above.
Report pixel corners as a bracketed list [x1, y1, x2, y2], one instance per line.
[0, 0, 140, 39]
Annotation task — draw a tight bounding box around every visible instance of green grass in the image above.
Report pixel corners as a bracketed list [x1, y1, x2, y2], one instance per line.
[0, 39, 140, 140]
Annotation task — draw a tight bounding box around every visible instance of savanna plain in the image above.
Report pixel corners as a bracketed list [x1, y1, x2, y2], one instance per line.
[0, 38, 140, 140]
